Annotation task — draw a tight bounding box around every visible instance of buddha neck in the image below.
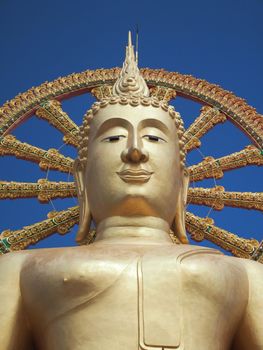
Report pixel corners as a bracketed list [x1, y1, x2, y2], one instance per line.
[94, 216, 174, 245]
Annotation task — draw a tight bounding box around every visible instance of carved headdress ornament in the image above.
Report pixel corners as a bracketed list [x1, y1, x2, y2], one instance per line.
[76, 31, 187, 245]
[91, 31, 176, 103]
[80, 31, 185, 169]
[112, 31, 150, 98]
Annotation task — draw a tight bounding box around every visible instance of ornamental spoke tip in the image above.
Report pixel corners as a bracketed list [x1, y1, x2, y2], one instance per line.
[188, 186, 263, 212]
[0, 206, 79, 253]
[0, 179, 77, 202]
[0, 135, 74, 173]
[36, 100, 79, 148]
[185, 211, 259, 259]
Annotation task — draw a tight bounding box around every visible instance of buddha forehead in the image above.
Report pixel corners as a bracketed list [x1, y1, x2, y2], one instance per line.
[88, 102, 178, 137]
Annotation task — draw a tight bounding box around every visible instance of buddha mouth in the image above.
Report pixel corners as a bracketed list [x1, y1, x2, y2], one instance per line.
[117, 169, 153, 183]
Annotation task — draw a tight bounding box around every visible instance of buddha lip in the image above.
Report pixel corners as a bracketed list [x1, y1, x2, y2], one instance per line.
[117, 169, 153, 183]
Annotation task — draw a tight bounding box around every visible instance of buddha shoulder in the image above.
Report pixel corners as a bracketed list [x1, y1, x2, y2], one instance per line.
[177, 246, 263, 300]
[0, 249, 29, 278]
[141, 244, 249, 284]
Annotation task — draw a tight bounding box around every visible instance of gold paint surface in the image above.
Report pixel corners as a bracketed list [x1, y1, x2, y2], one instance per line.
[184, 106, 227, 152]
[0, 179, 76, 202]
[0, 135, 74, 173]
[188, 145, 263, 182]
[0, 34, 262, 350]
[36, 100, 79, 147]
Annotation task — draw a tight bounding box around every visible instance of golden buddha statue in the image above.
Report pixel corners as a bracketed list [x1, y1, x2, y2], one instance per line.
[0, 32, 263, 350]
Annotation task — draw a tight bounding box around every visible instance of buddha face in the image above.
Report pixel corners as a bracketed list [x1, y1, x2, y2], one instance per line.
[78, 102, 187, 226]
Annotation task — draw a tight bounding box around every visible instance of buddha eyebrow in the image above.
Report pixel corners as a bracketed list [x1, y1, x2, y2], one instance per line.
[139, 119, 170, 135]
[95, 118, 131, 138]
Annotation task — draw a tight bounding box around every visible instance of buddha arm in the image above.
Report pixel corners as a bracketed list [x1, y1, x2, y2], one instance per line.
[0, 253, 32, 350]
[232, 260, 263, 350]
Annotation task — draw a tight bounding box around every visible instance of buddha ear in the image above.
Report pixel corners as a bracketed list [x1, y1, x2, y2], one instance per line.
[172, 169, 189, 244]
[73, 159, 92, 244]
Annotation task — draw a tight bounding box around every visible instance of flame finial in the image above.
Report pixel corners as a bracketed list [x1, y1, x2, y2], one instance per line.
[112, 31, 150, 98]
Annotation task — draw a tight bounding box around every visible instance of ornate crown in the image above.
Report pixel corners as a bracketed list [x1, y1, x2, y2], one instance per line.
[91, 31, 176, 103]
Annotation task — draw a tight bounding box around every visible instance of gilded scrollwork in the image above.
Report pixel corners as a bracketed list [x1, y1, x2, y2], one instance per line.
[0, 135, 74, 173]
[0, 205, 261, 261]
[0, 206, 79, 254]
[184, 106, 227, 152]
[35, 100, 79, 147]
[149, 86, 177, 103]
[188, 186, 263, 211]
[0, 68, 262, 148]
[92, 84, 177, 103]
[189, 145, 263, 182]
[0, 179, 76, 202]
[0, 67, 261, 263]
[185, 212, 259, 259]
[91, 85, 113, 100]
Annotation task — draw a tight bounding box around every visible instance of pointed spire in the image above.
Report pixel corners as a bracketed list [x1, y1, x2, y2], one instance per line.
[112, 31, 150, 98]
[128, 30, 132, 46]
[135, 25, 139, 64]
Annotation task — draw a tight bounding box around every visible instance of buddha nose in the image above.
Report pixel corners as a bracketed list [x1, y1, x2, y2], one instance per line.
[121, 144, 149, 164]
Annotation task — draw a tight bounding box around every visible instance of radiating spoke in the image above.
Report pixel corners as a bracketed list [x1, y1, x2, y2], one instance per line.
[0, 69, 262, 147]
[36, 100, 79, 147]
[0, 69, 262, 260]
[142, 69, 263, 148]
[188, 186, 263, 211]
[185, 212, 260, 258]
[0, 135, 74, 173]
[0, 206, 79, 254]
[184, 106, 226, 152]
[91, 85, 114, 100]
[149, 86, 177, 102]
[0, 179, 76, 202]
[188, 145, 263, 182]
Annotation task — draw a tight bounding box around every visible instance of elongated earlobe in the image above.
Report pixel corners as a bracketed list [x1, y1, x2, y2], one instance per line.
[172, 170, 189, 244]
[73, 159, 92, 244]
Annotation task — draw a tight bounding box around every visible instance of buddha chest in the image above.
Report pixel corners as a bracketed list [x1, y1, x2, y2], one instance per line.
[21, 244, 247, 350]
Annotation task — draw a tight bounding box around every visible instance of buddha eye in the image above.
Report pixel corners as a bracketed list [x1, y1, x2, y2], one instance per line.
[102, 135, 126, 143]
[142, 135, 166, 143]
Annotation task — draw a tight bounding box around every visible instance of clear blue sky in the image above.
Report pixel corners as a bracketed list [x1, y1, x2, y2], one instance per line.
[0, 0, 262, 252]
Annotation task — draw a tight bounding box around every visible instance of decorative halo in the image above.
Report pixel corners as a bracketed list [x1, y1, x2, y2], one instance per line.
[0, 68, 262, 262]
